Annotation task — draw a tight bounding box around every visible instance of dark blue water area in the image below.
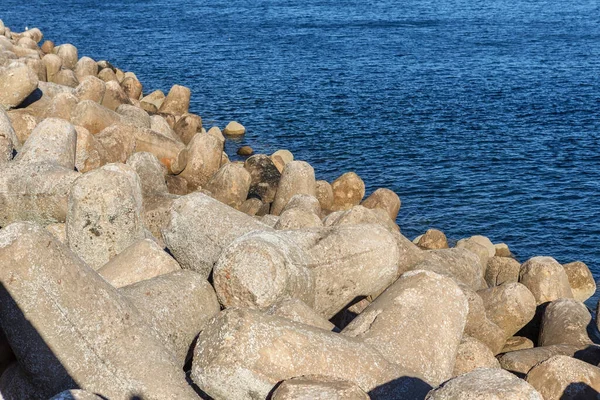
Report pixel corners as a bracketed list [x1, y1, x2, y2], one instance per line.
[3, 1, 600, 304]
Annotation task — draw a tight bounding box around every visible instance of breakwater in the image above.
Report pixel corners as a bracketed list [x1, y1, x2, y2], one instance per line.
[1, 19, 600, 400]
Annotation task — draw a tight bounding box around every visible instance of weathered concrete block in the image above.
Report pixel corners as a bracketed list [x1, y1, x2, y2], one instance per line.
[66, 163, 145, 269]
[502, 336, 534, 353]
[0, 222, 197, 399]
[275, 208, 323, 230]
[121, 75, 142, 100]
[494, 242, 513, 257]
[331, 172, 365, 211]
[0, 105, 17, 162]
[17, 36, 38, 50]
[361, 188, 401, 220]
[282, 194, 321, 215]
[131, 126, 187, 174]
[425, 368, 542, 400]
[192, 308, 427, 400]
[71, 99, 122, 134]
[97, 238, 181, 288]
[485, 256, 521, 287]
[149, 114, 175, 138]
[0, 62, 38, 109]
[45, 222, 67, 244]
[74, 125, 108, 173]
[457, 235, 496, 258]
[324, 205, 398, 233]
[158, 84, 190, 115]
[143, 193, 178, 247]
[23, 58, 47, 82]
[97, 67, 118, 83]
[563, 261, 596, 302]
[120, 269, 220, 362]
[40, 39, 54, 54]
[22, 28, 43, 44]
[498, 344, 583, 376]
[73, 76, 105, 103]
[266, 298, 335, 331]
[239, 197, 266, 216]
[526, 355, 600, 400]
[53, 69, 79, 88]
[413, 248, 487, 291]
[15, 117, 77, 169]
[271, 161, 316, 216]
[452, 336, 500, 377]
[343, 270, 468, 386]
[162, 192, 270, 278]
[101, 80, 131, 111]
[173, 113, 201, 144]
[272, 376, 370, 400]
[477, 282, 536, 339]
[539, 298, 592, 347]
[315, 179, 334, 211]
[223, 120, 245, 136]
[0, 161, 79, 226]
[55, 44, 78, 70]
[177, 133, 221, 190]
[47, 92, 79, 120]
[460, 285, 507, 355]
[23, 81, 72, 118]
[140, 89, 165, 111]
[94, 124, 135, 163]
[519, 256, 574, 305]
[213, 230, 315, 309]
[244, 154, 281, 203]
[455, 238, 490, 271]
[117, 103, 150, 128]
[74, 56, 97, 81]
[416, 229, 449, 250]
[301, 224, 400, 318]
[6, 109, 36, 148]
[204, 163, 251, 209]
[126, 151, 168, 195]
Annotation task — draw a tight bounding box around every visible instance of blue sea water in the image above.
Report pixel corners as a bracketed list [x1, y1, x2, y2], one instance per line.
[3, 1, 600, 301]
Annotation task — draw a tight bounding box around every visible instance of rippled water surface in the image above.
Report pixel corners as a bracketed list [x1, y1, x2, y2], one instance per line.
[3, 0, 600, 300]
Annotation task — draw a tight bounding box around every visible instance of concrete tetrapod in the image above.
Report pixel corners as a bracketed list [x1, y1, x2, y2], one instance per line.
[66, 163, 145, 269]
[0, 222, 198, 399]
[425, 368, 542, 400]
[413, 248, 487, 291]
[97, 238, 181, 288]
[299, 224, 401, 318]
[343, 270, 468, 386]
[213, 230, 315, 309]
[191, 308, 431, 400]
[214, 224, 401, 318]
[519, 256, 574, 305]
[272, 376, 370, 400]
[497, 344, 599, 376]
[538, 298, 593, 348]
[0, 161, 80, 226]
[120, 269, 220, 363]
[563, 261, 596, 302]
[460, 285, 507, 355]
[14, 117, 77, 168]
[271, 161, 316, 216]
[162, 192, 271, 278]
[526, 355, 600, 400]
[477, 282, 537, 340]
[0, 105, 18, 161]
[452, 336, 500, 377]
